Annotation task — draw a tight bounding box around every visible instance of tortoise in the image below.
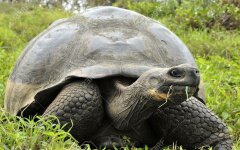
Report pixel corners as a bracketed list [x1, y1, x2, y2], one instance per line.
[4, 6, 232, 149]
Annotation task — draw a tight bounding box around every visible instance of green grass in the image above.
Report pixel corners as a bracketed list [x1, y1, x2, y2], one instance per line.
[0, 110, 79, 149]
[196, 56, 240, 147]
[0, 1, 240, 149]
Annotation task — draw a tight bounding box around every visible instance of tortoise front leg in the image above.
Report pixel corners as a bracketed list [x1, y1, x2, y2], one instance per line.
[149, 97, 232, 150]
[43, 80, 104, 142]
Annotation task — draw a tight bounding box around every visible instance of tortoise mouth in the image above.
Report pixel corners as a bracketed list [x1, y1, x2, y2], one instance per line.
[149, 85, 197, 102]
[161, 85, 197, 104]
[158, 85, 197, 95]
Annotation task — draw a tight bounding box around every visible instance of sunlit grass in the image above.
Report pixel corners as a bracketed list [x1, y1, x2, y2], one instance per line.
[0, 108, 79, 149]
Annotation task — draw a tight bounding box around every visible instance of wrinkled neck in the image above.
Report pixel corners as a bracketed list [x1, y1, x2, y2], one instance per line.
[106, 83, 160, 130]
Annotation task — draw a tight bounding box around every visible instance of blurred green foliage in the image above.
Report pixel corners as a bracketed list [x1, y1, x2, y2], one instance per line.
[0, 3, 71, 50]
[0, 1, 239, 149]
[114, 0, 240, 30]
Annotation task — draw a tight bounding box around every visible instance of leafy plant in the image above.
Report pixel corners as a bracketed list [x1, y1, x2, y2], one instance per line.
[115, 0, 240, 30]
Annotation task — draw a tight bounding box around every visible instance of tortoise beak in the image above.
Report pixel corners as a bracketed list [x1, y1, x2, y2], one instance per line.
[152, 64, 200, 103]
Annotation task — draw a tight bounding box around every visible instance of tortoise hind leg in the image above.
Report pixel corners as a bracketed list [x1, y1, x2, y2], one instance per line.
[149, 97, 232, 150]
[43, 80, 104, 142]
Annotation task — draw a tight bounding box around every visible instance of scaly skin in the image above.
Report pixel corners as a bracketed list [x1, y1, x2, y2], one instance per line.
[150, 97, 232, 150]
[43, 81, 104, 142]
[42, 81, 232, 149]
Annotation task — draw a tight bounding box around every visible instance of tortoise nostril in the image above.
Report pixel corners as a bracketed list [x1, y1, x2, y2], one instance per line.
[169, 68, 183, 78]
[194, 69, 200, 76]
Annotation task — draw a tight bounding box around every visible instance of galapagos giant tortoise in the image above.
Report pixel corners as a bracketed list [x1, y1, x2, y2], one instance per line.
[4, 6, 232, 149]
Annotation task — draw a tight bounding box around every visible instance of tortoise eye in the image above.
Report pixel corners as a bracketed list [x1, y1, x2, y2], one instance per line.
[169, 68, 183, 78]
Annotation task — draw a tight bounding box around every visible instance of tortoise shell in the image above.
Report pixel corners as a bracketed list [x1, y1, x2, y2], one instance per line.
[4, 6, 197, 115]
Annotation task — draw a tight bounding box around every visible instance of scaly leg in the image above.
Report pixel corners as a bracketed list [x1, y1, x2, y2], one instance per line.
[43, 80, 104, 142]
[150, 97, 232, 150]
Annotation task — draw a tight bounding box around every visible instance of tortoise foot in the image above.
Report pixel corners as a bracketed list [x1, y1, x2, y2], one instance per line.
[43, 80, 104, 142]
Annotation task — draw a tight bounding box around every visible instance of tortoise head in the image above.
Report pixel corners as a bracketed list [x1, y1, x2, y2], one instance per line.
[137, 64, 200, 105]
[107, 64, 200, 130]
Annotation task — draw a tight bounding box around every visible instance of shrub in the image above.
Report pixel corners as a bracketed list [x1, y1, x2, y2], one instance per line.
[175, 0, 240, 30]
[115, 0, 240, 30]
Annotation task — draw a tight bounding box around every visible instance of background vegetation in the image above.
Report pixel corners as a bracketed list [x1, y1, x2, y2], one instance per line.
[0, 0, 239, 149]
